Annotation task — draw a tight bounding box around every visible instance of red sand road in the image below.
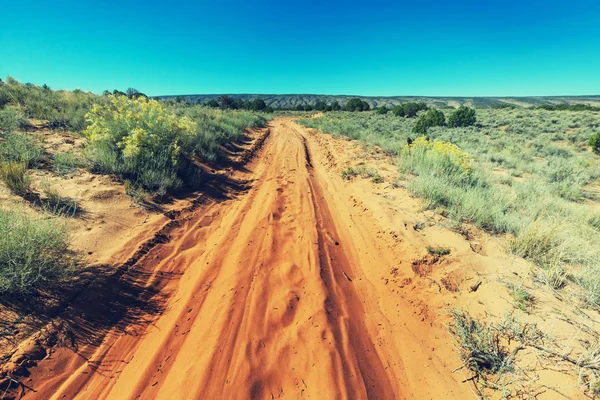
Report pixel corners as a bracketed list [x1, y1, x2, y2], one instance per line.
[23, 117, 472, 399]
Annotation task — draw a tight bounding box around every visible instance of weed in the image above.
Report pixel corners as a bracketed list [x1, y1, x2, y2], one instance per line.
[449, 309, 509, 374]
[426, 246, 451, 256]
[511, 286, 533, 311]
[341, 166, 358, 180]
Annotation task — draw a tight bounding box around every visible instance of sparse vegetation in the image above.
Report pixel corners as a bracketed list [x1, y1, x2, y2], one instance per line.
[449, 309, 509, 375]
[340, 165, 382, 182]
[300, 107, 600, 306]
[426, 246, 451, 256]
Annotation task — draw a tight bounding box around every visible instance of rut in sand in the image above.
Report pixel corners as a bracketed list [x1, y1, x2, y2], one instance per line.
[21, 118, 471, 399]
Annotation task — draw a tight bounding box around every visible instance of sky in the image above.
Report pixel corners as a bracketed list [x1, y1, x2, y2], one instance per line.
[1, 0, 600, 96]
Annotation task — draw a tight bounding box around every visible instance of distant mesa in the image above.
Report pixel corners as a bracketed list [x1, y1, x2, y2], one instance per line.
[155, 94, 600, 109]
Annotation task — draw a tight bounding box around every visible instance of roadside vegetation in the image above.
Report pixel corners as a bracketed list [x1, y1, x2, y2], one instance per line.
[299, 107, 600, 308]
[0, 77, 268, 299]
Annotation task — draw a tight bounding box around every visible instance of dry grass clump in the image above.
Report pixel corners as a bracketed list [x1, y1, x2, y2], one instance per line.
[0, 162, 30, 195]
[0, 207, 72, 295]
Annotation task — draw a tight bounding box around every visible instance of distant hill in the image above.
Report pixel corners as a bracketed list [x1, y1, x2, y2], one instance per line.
[156, 94, 600, 109]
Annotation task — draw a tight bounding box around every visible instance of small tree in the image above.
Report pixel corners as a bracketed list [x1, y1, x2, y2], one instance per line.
[393, 102, 428, 118]
[345, 98, 370, 112]
[375, 106, 389, 115]
[589, 132, 600, 154]
[126, 88, 140, 98]
[218, 95, 236, 109]
[251, 99, 267, 111]
[314, 101, 327, 111]
[448, 106, 476, 128]
[331, 100, 341, 111]
[413, 109, 446, 134]
[205, 99, 219, 108]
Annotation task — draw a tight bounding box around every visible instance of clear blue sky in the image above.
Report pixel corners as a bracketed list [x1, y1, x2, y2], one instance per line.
[1, 0, 600, 96]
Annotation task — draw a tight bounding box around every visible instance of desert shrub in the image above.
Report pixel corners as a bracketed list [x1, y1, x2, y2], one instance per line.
[0, 207, 71, 295]
[413, 109, 446, 134]
[48, 113, 70, 131]
[449, 309, 508, 374]
[85, 97, 266, 194]
[0, 107, 23, 133]
[0, 162, 30, 195]
[401, 137, 472, 179]
[375, 106, 389, 115]
[84, 96, 195, 194]
[0, 133, 43, 167]
[589, 131, 600, 154]
[345, 98, 370, 112]
[393, 102, 428, 118]
[448, 106, 477, 128]
[341, 166, 359, 180]
[251, 99, 267, 111]
[301, 109, 600, 305]
[426, 246, 451, 256]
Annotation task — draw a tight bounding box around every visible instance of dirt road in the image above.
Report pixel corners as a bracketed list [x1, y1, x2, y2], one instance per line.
[24, 118, 471, 399]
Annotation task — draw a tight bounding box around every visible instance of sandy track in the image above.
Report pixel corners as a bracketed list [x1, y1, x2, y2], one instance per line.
[24, 118, 471, 399]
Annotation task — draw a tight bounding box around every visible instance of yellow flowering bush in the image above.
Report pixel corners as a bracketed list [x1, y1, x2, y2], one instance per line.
[84, 95, 266, 195]
[85, 95, 196, 163]
[401, 136, 472, 178]
[84, 95, 197, 194]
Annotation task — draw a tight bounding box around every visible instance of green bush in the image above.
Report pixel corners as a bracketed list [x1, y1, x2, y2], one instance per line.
[448, 106, 477, 128]
[375, 106, 389, 115]
[0, 207, 71, 295]
[393, 102, 428, 118]
[0, 162, 31, 195]
[589, 131, 600, 154]
[0, 133, 43, 167]
[345, 98, 370, 112]
[0, 107, 23, 133]
[85, 97, 266, 194]
[84, 96, 194, 195]
[413, 109, 446, 134]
